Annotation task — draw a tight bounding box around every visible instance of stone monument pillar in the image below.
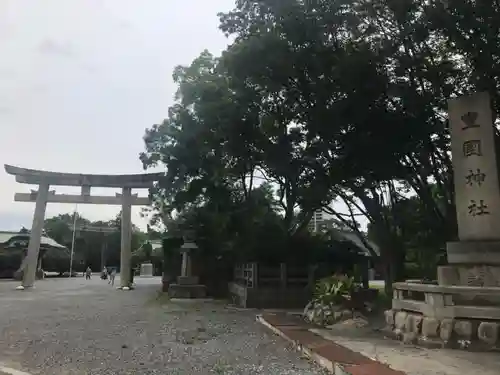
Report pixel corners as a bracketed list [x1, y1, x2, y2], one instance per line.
[139, 241, 154, 277]
[177, 241, 198, 284]
[386, 93, 500, 350]
[440, 91, 500, 286]
[167, 230, 207, 299]
[140, 263, 153, 277]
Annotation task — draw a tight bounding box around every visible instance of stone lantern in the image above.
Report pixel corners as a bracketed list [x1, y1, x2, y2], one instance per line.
[167, 227, 207, 298]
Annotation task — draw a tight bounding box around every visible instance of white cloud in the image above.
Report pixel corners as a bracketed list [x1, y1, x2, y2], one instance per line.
[0, 0, 235, 231]
[38, 39, 76, 58]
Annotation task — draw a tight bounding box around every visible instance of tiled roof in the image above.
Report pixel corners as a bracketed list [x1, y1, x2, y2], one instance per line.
[330, 229, 380, 257]
[0, 231, 66, 249]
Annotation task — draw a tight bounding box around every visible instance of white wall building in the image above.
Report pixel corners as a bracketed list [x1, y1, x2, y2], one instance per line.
[307, 207, 335, 233]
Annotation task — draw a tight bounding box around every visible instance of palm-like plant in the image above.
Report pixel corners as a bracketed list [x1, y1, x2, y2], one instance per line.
[313, 274, 357, 307]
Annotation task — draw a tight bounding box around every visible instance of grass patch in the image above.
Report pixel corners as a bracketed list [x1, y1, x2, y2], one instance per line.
[368, 281, 385, 291]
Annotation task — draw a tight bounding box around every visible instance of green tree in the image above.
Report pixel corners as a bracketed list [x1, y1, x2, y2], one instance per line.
[44, 213, 90, 246]
[217, 0, 459, 292]
[43, 213, 145, 272]
[140, 0, 500, 294]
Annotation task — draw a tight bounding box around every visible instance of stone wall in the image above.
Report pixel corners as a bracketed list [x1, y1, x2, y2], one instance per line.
[386, 282, 500, 350]
[385, 309, 500, 350]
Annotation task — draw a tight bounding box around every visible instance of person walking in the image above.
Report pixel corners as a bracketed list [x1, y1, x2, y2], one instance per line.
[109, 268, 117, 286]
[85, 266, 92, 280]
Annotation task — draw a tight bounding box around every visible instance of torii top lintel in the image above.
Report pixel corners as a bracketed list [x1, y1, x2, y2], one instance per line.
[4, 164, 163, 189]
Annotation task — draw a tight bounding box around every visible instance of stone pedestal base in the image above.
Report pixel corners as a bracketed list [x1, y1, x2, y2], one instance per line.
[438, 265, 500, 287]
[446, 240, 500, 265]
[140, 263, 153, 278]
[384, 310, 500, 350]
[177, 276, 199, 285]
[388, 282, 500, 350]
[168, 284, 207, 299]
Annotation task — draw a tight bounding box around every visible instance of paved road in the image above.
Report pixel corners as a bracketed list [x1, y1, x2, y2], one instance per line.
[0, 277, 325, 375]
[368, 280, 385, 288]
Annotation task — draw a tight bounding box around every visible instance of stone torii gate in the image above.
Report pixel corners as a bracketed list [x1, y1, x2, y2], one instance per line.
[4, 164, 162, 290]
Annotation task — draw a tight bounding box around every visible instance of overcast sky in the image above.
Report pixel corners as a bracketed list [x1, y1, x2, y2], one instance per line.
[0, 0, 236, 231]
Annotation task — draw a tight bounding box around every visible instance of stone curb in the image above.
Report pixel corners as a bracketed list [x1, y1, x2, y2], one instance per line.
[256, 314, 406, 375]
[256, 314, 335, 373]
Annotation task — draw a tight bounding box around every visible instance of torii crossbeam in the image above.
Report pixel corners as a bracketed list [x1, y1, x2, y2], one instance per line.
[4, 164, 162, 290]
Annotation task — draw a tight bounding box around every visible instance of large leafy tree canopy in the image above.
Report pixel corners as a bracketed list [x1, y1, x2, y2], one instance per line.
[140, 0, 500, 290]
[43, 213, 146, 272]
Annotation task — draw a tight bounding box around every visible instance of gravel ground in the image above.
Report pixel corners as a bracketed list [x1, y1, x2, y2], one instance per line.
[0, 277, 325, 375]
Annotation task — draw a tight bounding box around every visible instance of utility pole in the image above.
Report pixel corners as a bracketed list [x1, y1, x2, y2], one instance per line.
[69, 204, 78, 276]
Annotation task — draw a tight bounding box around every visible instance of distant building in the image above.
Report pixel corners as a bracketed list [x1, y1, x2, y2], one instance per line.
[306, 208, 381, 276]
[327, 228, 380, 258]
[307, 208, 335, 233]
[0, 230, 67, 279]
[0, 230, 66, 250]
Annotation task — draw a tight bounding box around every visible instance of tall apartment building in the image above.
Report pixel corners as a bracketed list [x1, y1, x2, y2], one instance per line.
[307, 208, 333, 233]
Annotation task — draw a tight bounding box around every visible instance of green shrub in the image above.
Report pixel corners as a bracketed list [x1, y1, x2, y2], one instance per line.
[313, 274, 358, 307]
[304, 273, 362, 326]
[42, 248, 70, 273]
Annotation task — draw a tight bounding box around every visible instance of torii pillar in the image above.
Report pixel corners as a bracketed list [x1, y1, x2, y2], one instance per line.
[120, 187, 133, 289]
[22, 182, 50, 288]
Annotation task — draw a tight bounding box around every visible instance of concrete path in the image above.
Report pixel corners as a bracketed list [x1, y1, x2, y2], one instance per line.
[314, 328, 500, 375]
[257, 312, 500, 375]
[0, 277, 326, 375]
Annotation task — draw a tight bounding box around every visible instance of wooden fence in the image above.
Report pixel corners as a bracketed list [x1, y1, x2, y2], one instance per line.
[230, 262, 316, 308]
[233, 262, 316, 289]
